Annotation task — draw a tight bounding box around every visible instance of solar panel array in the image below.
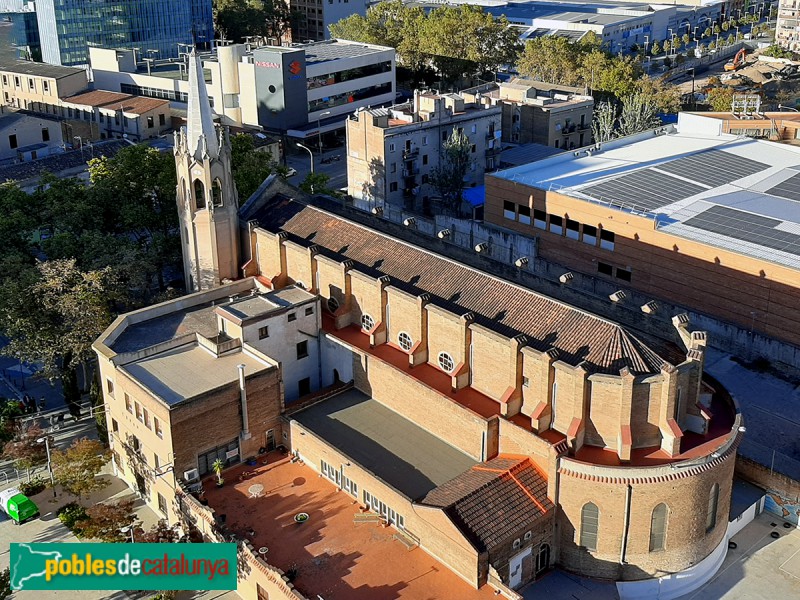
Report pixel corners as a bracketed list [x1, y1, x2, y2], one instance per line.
[656, 149, 769, 188]
[766, 173, 800, 202]
[581, 169, 707, 213]
[684, 205, 800, 257]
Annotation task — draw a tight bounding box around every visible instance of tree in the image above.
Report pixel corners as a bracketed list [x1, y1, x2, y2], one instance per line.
[0, 259, 120, 385]
[74, 499, 138, 542]
[51, 437, 110, 499]
[138, 519, 181, 543]
[230, 133, 283, 203]
[618, 93, 661, 137]
[3, 424, 47, 480]
[650, 41, 662, 56]
[592, 101, 617, 143]
[704, 27, 712, 38]
[0, 567, 10, 600]
[299, 172, 337, 196]
[722, 21, 730, 32]
[0, 400, 23, 446]
[518, 36, 581, 85]
[429, 128, 472, 214]
[682, 33, 691, 45]
[707, 87, 736, 112]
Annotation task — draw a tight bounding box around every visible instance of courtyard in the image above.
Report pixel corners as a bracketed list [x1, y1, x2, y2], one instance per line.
[202, 454, 497, 600]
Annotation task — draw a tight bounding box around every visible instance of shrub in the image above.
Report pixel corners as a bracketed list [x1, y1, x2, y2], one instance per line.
[19, 476, 46, 497]
[57, 502, 88, 533]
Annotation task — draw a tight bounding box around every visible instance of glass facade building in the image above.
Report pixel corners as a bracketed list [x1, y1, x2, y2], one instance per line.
[1, 0, 214, 67]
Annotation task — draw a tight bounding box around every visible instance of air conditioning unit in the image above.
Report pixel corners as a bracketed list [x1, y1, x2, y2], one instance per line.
[184, 468, 199, 483]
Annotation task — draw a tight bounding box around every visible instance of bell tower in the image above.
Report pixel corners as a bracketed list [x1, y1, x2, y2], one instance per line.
[174, 49, 239, 292]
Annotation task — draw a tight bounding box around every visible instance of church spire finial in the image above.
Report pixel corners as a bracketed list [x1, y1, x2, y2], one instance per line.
[186, 48, 219, 160]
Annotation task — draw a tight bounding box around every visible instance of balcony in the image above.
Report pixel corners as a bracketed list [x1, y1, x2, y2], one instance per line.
[402, 166, 419, 178]
[402, 146, 419, 160]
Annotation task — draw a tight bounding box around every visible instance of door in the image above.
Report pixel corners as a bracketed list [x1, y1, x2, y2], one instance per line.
[266, 429, 275, 451]
[508, 547, 532, 589]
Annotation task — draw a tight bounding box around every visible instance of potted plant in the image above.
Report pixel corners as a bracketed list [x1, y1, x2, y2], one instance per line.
[212, 458, 225, 488]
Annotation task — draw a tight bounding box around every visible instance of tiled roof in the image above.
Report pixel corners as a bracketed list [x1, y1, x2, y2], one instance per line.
[421, 456, 554, 552]
[63, 90, 169, 115]
[247, 192, 683, 374]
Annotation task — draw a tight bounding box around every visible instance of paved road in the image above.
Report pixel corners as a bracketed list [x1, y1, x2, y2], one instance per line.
[285, 146, 347, 192]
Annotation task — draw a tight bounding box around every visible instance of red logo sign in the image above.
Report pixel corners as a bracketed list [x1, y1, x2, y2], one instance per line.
[288, 60, 302, 76]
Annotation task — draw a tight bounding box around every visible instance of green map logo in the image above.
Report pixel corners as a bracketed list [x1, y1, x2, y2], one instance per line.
[10, 543, 237, 591]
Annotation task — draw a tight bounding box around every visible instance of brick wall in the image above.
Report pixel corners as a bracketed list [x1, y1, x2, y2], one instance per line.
[557, 451, 736, 580]
[470, 325, 519, 401]
[426, 305, 468, 374]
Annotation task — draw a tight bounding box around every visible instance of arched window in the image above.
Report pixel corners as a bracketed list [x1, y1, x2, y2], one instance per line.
[649, 503, 669, 552]
[706, 483, 719, 532]
[194, 179, 205, 209]
[398, 332, 413, 352]
[438, 352, 454, 373]
[361, 314, 375, 331]
[327, 296, 339, 313]
[536, 543, 550, 574]
[179, 177, 186, 203]
[579, 502, 599, 551]
[212, 178, 223, 207]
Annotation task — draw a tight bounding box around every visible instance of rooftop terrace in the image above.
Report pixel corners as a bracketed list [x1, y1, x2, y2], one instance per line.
[203, 455, 497, 600]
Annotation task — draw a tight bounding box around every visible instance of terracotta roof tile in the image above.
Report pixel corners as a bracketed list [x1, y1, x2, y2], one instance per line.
[63, 90, 169, 115]
[250, 195, 683, 374]
[421, 456, 554, 552]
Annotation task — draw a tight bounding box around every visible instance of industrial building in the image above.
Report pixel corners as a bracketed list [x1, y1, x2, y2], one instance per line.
[484, 111, 800, 356]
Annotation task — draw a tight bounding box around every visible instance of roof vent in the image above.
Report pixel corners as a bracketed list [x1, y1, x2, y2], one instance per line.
[559, 272, 574, 284]
[437, 229, 451, 239]
[403, 217, 416, 227]
[672, 313, 690, 327]
[371, 206, 383, 216]
[474, 242, 489, 253]
[514, 256, 529, 268]
[641, 301, 658, 314]
[609, 290, 627, 303]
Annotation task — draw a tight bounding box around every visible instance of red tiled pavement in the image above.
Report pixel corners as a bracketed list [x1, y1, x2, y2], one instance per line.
[203, 455, 497, 600]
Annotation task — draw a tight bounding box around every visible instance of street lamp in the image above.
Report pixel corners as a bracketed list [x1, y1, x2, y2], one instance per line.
[120, 524, 135, 543]
[36, 436, 56, 498]
[296, 142, 313, 174]
[316, 110, 330, 154]
[668, 28, 674, 56]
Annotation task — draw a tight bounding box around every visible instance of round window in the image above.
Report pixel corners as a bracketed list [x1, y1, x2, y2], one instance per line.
[327, 296, 339, 313]
[361, 314, 375, 331]
[438, 352, 455, 373]
[268, 84, 276, 93]
[398, 332, 413, 352]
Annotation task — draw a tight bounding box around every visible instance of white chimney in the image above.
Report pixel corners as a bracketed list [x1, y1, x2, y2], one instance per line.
[238, 364, 250, 437]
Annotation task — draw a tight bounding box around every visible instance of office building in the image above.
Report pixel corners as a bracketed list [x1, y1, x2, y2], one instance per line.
[0, 0, 214, 67]
[90, 39, 395, 140]
[291, 0, 369, 42]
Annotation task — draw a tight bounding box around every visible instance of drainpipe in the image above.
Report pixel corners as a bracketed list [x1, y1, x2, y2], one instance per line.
[620, 483, 633, 566]
[238, 364, 250, 437]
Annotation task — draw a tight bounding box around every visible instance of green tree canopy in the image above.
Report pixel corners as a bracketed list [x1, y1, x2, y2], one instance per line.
[429, 127, 472, 213]
[214, 0, 291, 43]
[52, 437, 110, 499]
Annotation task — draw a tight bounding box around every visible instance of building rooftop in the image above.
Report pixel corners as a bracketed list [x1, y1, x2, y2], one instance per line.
[0, 59, 86, 79]
[303, 39, 393, 64]
[421, 456, 553, 553]
[291, 388, 478, 500]
[216, 287, 315, 325]
[491, 116, 800, 271]
[110, 303, 220, 354]
[62, 90, 169, 115]
[202, 455, 497, 600]
[120, 342, 272, 406]
[244, 185, 685, 374]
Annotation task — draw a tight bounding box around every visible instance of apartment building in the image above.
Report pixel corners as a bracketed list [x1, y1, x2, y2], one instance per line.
[0, 59, 88, 110]
[290, 0, 368, 42]
[493, 79, 594, 149]
[777, 0, 800, 50]
[90, 39, 395, 140]
[346, 90, 501, 209]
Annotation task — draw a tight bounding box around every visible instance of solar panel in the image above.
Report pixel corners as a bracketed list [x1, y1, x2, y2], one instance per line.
[657, 149, 768, 188]
[581, 169, 706, 213]
[684, 205, 800, 257]
[767, 173, 800, 202]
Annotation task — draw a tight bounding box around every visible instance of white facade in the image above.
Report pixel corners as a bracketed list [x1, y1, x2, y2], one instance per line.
[0, 113, 63, 163]
[777, 0, 800, 51]
[89, 40, 395, 137]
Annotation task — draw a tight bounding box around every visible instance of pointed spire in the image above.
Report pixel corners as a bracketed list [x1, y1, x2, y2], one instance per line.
[186, 48, 219, 160]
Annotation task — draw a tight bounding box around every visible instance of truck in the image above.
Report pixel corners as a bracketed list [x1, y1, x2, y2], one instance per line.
[0, 487, 39, 524]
